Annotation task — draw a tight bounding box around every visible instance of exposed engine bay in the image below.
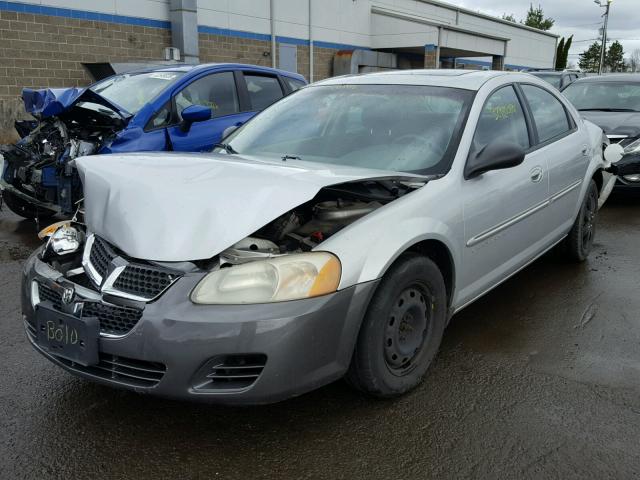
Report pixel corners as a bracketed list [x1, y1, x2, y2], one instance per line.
[1, 101, 124, 215]
[219, 179, 422, 266]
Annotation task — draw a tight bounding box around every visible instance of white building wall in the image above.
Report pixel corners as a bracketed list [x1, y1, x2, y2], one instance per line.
[14, 0, 171, 20]
[10, 0, 557, 69]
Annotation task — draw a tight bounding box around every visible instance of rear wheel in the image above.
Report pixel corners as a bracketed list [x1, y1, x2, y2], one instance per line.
[346, 253, 447, 397]
[564, 179, 598, 262]
[1, 190, 55, 219]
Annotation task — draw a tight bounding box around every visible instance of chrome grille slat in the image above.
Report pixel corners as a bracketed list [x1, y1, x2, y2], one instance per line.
[91, 364, 164, 383]
[38, 351, 166, 388]
[101, 357, 165, 375]
[84, 234, 182, 301]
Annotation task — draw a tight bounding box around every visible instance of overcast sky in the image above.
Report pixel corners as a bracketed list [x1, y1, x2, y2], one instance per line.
[458, 0, 640, 65]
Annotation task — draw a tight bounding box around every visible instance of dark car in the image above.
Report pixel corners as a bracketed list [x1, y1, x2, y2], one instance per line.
[562, 74, 640, 192]
[529, 71, 582, 90]
[0, 63, 306, 218]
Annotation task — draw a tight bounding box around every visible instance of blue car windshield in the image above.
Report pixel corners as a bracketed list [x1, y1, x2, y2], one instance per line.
[220, 84, 474, 175]
[90, 71, 186, 114]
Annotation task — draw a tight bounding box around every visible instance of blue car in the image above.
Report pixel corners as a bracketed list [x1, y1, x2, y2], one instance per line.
[0, 63, 306, 217]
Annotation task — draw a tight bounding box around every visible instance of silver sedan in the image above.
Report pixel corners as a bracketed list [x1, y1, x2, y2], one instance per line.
[21, 70, 639, 403]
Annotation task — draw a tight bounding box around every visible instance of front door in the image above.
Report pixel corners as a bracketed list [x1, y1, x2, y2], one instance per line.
[167, 71, 253, 152]
[458, 85, 550, 306]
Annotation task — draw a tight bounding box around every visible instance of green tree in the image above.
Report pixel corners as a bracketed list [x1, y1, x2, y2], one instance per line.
[502, 13, 517, 22]
[555, 38, 565, 69]
[606, 40, 626, 72]
[523, 3, 554, 31]
[555, 35, 573, 70]
[578, 42, 602, 72]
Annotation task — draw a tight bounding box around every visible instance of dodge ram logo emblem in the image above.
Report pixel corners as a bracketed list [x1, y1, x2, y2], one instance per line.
[61, 287, 75, 304]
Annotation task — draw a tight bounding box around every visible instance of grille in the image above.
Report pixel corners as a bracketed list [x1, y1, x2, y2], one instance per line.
[55, 353, 165, 388]
[38, 281, 62, 309]
[82, 301, 143, 336]
[37, 282, 143, 336]
[113, 264, 177, 299]
[89, 235, 116, 280]
[87, 235, 181, 300]
[193, 354, 267, 391]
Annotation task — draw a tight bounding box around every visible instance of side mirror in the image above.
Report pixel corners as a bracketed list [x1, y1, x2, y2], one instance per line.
[604, 143, 624, 164]
[181, 105, 212, 132]
[221, 124, 239, 140]
[465, 141, 526, 179]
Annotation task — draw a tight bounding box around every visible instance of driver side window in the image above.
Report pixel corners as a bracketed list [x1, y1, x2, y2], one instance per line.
[471, 86, 530, 157]
[174, 71, 239, 121]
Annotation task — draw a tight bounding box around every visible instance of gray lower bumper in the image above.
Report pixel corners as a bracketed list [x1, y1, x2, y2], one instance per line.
[22, 253, 378, 404]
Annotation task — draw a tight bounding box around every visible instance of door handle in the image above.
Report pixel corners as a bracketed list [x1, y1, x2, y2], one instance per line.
[530, 166, 544, 183]
[235, 121, 244, 127]
[581, 145, 589, 156]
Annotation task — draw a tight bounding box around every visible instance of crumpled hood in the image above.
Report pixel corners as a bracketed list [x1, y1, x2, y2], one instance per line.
[22, 87, 130, 119]
[580, 111, 640, 138]
[76, 153, 426, 261]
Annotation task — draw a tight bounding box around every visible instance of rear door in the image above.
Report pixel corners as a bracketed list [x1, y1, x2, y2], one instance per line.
[167, 70, 254, 151]
[458, 84, 550, 305]
[239, 71, 286, 112]
[519, 83, 586, 234]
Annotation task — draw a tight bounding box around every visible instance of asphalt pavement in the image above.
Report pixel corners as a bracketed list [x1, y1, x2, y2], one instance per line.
[1, 196, 639, 479]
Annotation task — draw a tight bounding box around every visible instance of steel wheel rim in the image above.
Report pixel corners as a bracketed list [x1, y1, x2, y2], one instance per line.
[582, 192, 597, 249]
[384, 284, 432, 376]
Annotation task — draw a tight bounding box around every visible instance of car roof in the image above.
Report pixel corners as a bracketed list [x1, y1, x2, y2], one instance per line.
[314, 70, 527, 91]
[572, 73, 640, 84]
[529, 71, 566, 76]
[120, 63, 306, 81]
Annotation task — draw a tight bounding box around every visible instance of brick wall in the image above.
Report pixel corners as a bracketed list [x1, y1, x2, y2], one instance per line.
[0, 10, 171, 142]
[0, 10, 339, 143]
[199, 34, 336, 83]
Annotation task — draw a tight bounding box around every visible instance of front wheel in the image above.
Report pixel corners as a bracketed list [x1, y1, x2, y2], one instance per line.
[346, 253, 447, 397]
[564, 179, 598, 262]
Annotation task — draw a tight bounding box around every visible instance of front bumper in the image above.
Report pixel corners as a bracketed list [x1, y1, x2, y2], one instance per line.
[21, 252, 378, 404]
[614, 177, 640, 193]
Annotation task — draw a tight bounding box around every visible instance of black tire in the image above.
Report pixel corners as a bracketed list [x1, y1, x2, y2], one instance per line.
[346, 253, 447, 398]
[564, 180, 598, 262]
[1, 190, 55, 219]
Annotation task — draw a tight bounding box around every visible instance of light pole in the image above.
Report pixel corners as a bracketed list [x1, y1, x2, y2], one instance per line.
[594, 0, 612, 74]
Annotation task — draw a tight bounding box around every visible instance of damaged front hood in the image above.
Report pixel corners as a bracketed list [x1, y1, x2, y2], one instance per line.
[76, 153, 426, 261]
[22, 87, 130, 119]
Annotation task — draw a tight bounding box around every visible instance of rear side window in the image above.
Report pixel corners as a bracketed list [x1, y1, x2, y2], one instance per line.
[285, 77, 306, 92]
[521, 85, 571, 144]
[244, 74, 284, 110]
[471, 85, 530, 155]
[175, 71, 239, 120]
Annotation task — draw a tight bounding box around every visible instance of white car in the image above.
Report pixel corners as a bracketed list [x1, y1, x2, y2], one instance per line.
[21, 70, 637, 404]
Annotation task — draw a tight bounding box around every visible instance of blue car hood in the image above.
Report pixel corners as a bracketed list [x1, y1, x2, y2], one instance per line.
[22, 87, 130, 119]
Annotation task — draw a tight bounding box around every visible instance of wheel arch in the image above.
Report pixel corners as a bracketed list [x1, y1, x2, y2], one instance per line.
[592, 168, 604, 196]
[394, 239, 456, 308]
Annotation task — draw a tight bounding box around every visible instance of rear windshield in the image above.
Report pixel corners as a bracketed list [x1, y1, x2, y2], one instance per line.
[90, 71, 185, 114]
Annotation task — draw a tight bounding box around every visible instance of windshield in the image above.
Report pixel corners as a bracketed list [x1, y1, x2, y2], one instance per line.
[563, 81, 640, 112]
[532, 73, 562, 89]
[90, 71, 186, 114]
[220, 84, 474, 175]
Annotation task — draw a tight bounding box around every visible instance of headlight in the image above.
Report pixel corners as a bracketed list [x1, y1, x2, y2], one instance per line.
[38, 220, 70, 239]
[623, 138, 640, 155]
[191, 252, 341, 304]
[45, 224, 81, 255]
[622, 174, 640, 182]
